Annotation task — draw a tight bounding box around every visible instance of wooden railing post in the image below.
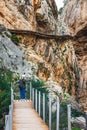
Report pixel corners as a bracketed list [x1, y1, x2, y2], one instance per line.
[43, 93, 45, 122]
[56, 97, 60, 130]
[67, 104, 71, 130]
[49, 94, 52, 130]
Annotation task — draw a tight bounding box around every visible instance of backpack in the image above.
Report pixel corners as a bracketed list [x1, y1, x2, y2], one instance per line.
[19, 79, 26, 89]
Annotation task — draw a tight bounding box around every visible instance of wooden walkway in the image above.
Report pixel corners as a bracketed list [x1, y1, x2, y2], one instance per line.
[8, 29, 73, 41]
[13, 100, 49, 130]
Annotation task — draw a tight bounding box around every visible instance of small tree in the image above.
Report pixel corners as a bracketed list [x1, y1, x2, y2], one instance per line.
[0, 68, 13, 129]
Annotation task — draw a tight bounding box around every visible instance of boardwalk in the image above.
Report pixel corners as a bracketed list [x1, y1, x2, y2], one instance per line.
[13, 100, 49, 130]
[8, 29, 73, 41]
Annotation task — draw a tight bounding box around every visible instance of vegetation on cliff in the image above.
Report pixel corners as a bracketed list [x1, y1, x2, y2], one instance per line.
[0, 68, 13, 129]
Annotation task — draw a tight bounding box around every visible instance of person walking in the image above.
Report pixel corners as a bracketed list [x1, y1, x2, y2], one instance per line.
[19, 75, 26, 99]
[25, 0, 30, 5]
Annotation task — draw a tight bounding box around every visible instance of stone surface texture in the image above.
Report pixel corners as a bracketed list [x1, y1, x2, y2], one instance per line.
[62, 0, 87, 35]
[62, 0, 87, 110]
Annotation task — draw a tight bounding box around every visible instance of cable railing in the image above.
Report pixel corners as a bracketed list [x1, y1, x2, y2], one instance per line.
[29, 82, 62, 130]
[4, 82, 87, 130]
[29, 82, 87, 130]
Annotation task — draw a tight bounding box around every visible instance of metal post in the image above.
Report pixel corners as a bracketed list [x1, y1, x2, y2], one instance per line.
[11, 88, 14, 103]
[32, 88, 34, 108]
[9, 106, 11, 130]
[43, 93, 45, 122]
[9, 105, 12, 130]
[56, 97, 60, 130]
[39, 91, 41, 116]
[11, 105, 13, 130]
[5, 115, 9, 130]
[30, 82, 32, 100]
[67, 104, 71, 130]
[49, 94, 52, 130]
[35, 89, 37, 111]
[85, 112, 87, 130]
[5, 115, 8, 126]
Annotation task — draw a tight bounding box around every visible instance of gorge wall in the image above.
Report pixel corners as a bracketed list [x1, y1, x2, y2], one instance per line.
[62, 0, 87, 110]
[17, 34, 77, 96]
[62, 0, 87, 35]
[0, 0, 87, 110]
[0, 0, 58, 34]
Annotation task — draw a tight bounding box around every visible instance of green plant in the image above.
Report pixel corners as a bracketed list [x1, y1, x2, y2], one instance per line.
[0, 68, 13, 129]
[71, 108, 84, 117]
[72, 127, 81, 130]
[59, 102, 68, 128]
[11, 34, 22, 45]
[59, 7, 63, 14]
[31, 79, 48, 94]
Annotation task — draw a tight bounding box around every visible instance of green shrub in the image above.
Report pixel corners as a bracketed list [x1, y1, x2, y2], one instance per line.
[59, 102, 68, 129]
[31, 79, 48, 94]
[71, 108, 84, 117]
[59, 7, 63, 14]
[0, 68, 13, 129]
[11, 34, 22, 45]
[72, 127, 81, 130]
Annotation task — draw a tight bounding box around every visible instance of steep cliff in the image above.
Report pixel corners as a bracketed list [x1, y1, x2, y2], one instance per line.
[0, 0, 86, 111]
[0, 0, 58, 34]
[62, 0, 87, 110]
[74, 28, 87, 109]
[0, 0, 36, 30]
[15, 33, 78, 97]
[0, 26, 32, 77]
[0, 0, 78, 95]
[62, 0, 87, 35]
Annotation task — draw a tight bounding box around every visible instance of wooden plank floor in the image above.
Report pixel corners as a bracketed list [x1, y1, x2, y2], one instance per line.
[13, 100, 49, 130]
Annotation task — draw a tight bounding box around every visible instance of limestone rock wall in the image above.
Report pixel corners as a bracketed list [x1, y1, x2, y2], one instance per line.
[62, 0, 87, 110]
[0, 0, 58, 34]
[62, 0, 87, 35]
[35, 0, 58, 33]
[0, 0, 86, 110]
[0, 0, 36, 30]
[18, 34, 78, 96]
[74, 31, 87, 109]
[0, 32, 32, 76]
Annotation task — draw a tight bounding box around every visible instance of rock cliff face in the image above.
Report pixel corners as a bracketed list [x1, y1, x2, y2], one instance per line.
[0, 31, 32, 76]
[0, 0, 36, 30]
[18, 34, 78, 96]
[62, 0, 87, 109]
[0, 0, 86, 110]
[34, 0, 58, 33]
[62, 0, 87, 35]
[0, 0, 58, 34]
[74, 29, 87, 109]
